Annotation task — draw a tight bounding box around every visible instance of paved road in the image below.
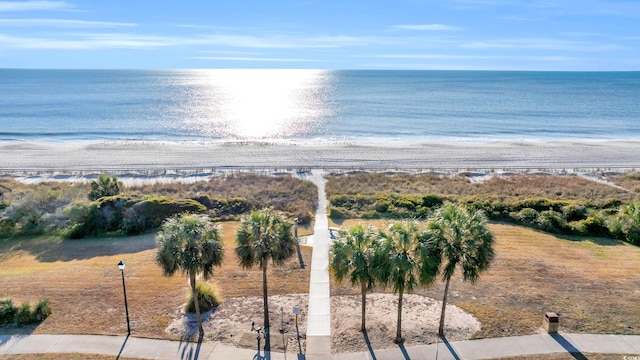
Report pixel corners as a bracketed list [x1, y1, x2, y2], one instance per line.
[1, 333, 638, 359]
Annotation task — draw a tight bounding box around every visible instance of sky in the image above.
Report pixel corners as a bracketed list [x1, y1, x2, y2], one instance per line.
[0, 0, 639, 70]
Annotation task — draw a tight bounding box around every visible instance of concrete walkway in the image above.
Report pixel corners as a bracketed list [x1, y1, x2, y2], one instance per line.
[305, 169, 332, 358]
[1, 333, 638, 359]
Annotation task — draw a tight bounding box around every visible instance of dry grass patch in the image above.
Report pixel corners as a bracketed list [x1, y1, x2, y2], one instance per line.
[0, 222, 311, 339]
[0, 355, 144, 360]
[326, 173, 633, 202]
[329, 219, 640, 340]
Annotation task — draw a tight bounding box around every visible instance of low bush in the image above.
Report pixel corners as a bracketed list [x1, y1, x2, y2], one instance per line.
[0, 298, 51, 325]
[0, 299, 16, 325]
[67, 195, 207, 238]
[186, 282, 222, 313]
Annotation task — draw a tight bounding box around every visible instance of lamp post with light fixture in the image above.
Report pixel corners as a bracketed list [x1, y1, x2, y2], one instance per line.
[117, 260, 130, 335]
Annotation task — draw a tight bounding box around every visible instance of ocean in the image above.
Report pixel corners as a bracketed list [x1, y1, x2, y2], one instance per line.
[1, 69, 639, 144]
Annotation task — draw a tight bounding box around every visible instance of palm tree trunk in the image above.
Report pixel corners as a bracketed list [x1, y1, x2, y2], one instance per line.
[360, 282, 367, 331]
[294, 222, 304, 268]
[438, 277, 451, 337]
[190, 270, 204, 336]
[262, 259, 271, 353]
[395, 289, 404, 343]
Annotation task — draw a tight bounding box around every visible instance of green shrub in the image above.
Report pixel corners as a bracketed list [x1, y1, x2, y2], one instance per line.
[15, 302, 34, 325]
[208, 198, 251, 217]
[607, 202, 640, 245]
[562, 204, 587, 222]
[515, 197, 553, 211]
[361, 210, 380, 219]
[328, 206, 354, 219]
[421, 194, 443, 208]
[536, 210, 570, 234]
[34, 300, 52, 321]
[513, 208, 539, 225]
[123, 197, 206, 235]
[88, 175, 122, 201]
[0, 299, 16, 325]
[580, 214, 611, 237]
[63, 202, 91, 223]
[186, 282, 222, 313]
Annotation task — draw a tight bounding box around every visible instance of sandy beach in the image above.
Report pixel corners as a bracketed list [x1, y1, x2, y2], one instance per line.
[1, 140, 639, 172]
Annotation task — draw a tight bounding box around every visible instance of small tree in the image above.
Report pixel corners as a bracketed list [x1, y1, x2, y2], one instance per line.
[429, 203, 495, 337]
[235, 208, 295, 353]
[329, 224, 380, 331]
[376, 220, 441, 343]
[88, 175, 122, 201]
[608, 202, 640, 245]
[156, 213, 224, 336]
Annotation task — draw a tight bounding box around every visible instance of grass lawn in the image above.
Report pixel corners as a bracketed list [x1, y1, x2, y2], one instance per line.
[330, 219, 640, 339]
[0, 222, 311, 339]
[0, 355, 145, 360]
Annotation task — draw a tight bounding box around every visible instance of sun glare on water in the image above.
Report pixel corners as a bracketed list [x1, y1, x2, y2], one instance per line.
[179, 69, 331, 140]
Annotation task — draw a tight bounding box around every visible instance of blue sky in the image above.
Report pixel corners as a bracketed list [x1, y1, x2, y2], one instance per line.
[0, 0, 639, 70]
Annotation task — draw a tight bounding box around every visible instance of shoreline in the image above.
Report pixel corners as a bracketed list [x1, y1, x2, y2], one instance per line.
[1, 140, 639, 172]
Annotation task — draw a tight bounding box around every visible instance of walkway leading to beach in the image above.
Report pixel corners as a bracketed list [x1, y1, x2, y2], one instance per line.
[305, 169, 332, 357]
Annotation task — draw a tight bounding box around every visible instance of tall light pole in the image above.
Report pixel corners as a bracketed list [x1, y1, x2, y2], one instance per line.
[117, 260, 130, 336]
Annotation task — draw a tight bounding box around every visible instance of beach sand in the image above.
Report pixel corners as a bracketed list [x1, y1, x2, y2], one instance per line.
[1, 140, 639, 171]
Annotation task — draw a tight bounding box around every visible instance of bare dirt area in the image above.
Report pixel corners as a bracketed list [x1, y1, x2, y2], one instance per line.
[330, 293, 479, 353]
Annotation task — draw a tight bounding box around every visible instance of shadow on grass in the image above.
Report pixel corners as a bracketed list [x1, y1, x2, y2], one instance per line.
[551, 333, 588, 360]
[556, 233, 625, 247]
[1, 233, 157, 262]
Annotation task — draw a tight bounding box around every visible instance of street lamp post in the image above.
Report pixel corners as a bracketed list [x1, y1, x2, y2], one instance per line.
[293, 306, 302, 355]
[117, 260, 130, 336]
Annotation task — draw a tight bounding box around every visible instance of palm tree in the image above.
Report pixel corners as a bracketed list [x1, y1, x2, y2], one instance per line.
[235, 208, 295, 352]
[88, 175, 122, 201]
[429, 203, 495, 337]
[329, 224, 380, 331]
[376, 220, 441, 343]
[156, 213, 224, 336]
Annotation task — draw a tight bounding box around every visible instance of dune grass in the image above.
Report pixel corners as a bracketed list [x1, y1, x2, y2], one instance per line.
[0, 222, 311, 339]
[329, 219, 640, 338]
[325, 173, 634, 202]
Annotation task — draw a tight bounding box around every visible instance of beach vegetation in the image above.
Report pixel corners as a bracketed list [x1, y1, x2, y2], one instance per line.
[87, 175, 122, 201]
[375, 220, 441, 343]
[325, 173, 640, 245]
[329, 224, 381, 331]
[607, 202, 640, 245]
[65, 195, 206, 238]
[129, 173, 317, 224]
[428, 203, 495, 336]
[235, 208, 295, 351]
[0, 298, 52, 325]
[156, 213, 224, 336]
[185, 282, 222, 313]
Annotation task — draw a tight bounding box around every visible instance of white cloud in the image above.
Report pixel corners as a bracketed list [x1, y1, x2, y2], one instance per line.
[372, 53, 574, 62]
[191, 56, 316, 62]
[392, 24, 462, 31]
[462, 38, 623, 52]
[0, 18, 135, 27]
[0, 1, 71, 11]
